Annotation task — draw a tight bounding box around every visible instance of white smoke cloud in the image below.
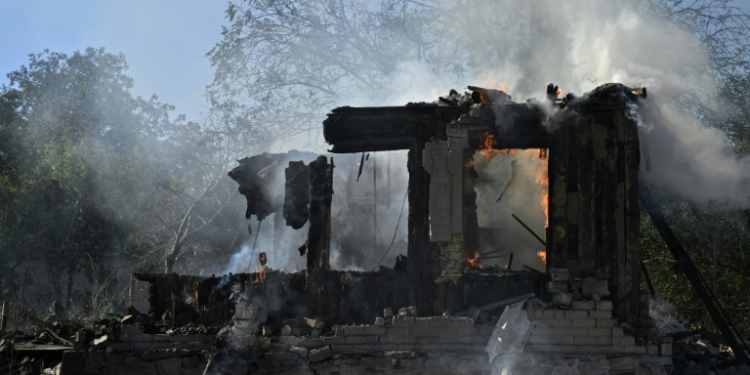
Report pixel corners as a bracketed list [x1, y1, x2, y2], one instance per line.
[434, 0, 749, 206]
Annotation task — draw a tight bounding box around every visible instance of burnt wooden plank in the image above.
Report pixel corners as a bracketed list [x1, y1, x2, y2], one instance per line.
[324, 104, 549, 153]
[306, 156, 334, 321]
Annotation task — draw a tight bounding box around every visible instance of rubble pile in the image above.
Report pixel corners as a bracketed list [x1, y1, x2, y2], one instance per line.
[670, 331, 750, 375]
[213, 306, 495, 375]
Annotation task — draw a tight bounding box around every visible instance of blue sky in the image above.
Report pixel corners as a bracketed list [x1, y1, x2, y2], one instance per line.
[0, 0, 227, 121]
[2, 1, 749, 122]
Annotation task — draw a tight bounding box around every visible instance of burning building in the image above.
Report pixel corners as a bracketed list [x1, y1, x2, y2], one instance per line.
[41, 83, 745, 375]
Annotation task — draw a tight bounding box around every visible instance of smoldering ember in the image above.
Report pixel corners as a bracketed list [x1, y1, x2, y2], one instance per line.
[2, 82, 750, 375]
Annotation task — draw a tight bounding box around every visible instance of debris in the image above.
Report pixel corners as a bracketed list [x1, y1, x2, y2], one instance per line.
[511, 213, 546, 246]
[93, 335, 108, 347]
[485, 300, 533, 375]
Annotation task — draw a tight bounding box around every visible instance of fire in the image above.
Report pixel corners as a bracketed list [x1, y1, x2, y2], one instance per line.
[252, 264, 267, 287]
[463, 249, 485, 269]
[252, 252, 268, 288]
[535, 150, 549, 227]
[478, 132, 516, 158]
[537, 250, 547, 263]
[465, 160, 475, 168]
[480, 78, 508, 92]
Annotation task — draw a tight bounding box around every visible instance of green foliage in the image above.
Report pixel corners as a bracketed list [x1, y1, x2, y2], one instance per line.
[0, 48, 247, 314]
[641, 187, 750, 336]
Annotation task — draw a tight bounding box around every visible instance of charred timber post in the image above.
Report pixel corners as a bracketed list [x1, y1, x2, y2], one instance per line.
[306, 156, 334, 321]
[407, 122, 436, 316]
[547, 94, 641, 328]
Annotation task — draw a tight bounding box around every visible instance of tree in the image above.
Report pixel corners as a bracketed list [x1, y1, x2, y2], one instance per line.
[0, 48, 207, 314]
[207, 0, 452, 149]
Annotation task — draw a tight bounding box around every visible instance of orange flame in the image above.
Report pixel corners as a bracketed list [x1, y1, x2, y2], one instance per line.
[252, 264, 267, 288]
[478, 132, 516, 158]
[465, 160, 475, 168]
[535, 149, 549, 227]
[463, 249, 485, 269]
[537, 250, 547, 263]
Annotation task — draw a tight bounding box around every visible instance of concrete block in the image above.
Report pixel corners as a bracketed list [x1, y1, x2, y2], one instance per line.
[624, 345, 647, 354]
[278, 335, 301, 346]
[571, 318, 596, 328]
[592, 310, 612, 319]
[589, 328, 611, 337]
[308, 346, 332, 362]
[660, 342, 672, 356]
[596, 336, 612, 346]
[534, 318, 570, 328]
[601, 345, 625, 354]
[596, 300, 613, 311]
[375, 317, 385, 327]
[576, 345, 604, 354]
[331, 344, 376, 354]
[152, 335, 171, 343]
[596, 319, 617, 327]
[565, 328, 588, 337]
[613, 335, 635, 346]
[300, 338, 323, 348]
[552, 293, 572, 307]
[341, 325, 386, 336]
[611, 327, 624, 337]
[547, 281, 569, 293]
[568, 310, 589, 318]
[573, 337, 598, 346]
[572, 301, 595, 311]
[321, 336, 346, 345]
[582, 278, 610, 298]
[344, 335, 379, 344]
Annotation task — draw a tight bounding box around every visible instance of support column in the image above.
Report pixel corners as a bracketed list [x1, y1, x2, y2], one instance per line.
[547, 105, 640, 327]
[306, 156, 334, 321]
[407, 139, 435, 316]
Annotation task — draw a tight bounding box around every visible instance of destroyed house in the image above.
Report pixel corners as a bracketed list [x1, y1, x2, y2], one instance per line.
[116, 83, 696, 375]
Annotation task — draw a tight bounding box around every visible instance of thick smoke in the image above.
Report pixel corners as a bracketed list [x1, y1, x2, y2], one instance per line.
[226, 0, 750, 274]
[435, 0, 749, 206]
